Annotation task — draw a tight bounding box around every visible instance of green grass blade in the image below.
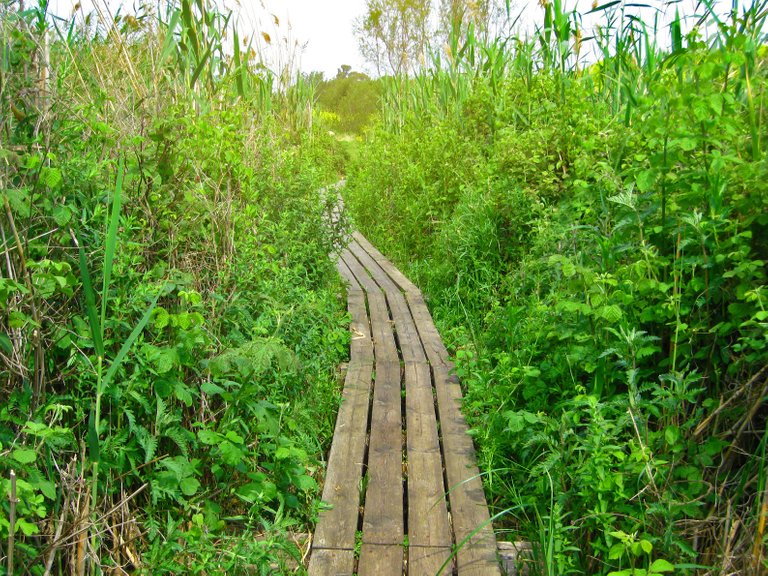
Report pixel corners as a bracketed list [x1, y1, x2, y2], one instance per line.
[77, 239, 104, 359]
[190, 46, 212, 89]
[181, 0, 201, 60]
[102, 289, 161, 390]
[101, 161, 124, 331]
[233, 26, 244, 98]
[88, 406, 100, 463]
[160, 9, 182, 64]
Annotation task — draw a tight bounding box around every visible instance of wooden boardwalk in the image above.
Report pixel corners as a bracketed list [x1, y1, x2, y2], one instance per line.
[308, 232, 499, 576]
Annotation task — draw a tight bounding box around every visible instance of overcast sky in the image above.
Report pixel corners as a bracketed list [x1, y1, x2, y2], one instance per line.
[47, 0, 718, 78]
[47, 0, 371, 77]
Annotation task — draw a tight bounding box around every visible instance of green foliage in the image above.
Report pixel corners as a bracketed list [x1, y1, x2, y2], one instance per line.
[354, 0, 433, 76]
[345, 0, 768, 573]
[316, 66, 382, 134]
[0, 1, 348, 573]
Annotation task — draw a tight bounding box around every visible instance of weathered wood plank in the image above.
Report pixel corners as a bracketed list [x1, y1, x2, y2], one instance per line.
[307, 548, 355, 576]
[404, 363, 441, 453]
[348, 290, 375, 363]
[362, 360, 404, 545]
[407, 450, 451, 544]
[337, 255, 375, 362]
[341, 250, 398, 362]
[316, 231, 500, 575]
[358, 543, 404, 576]
[403, 291, 452, 367]
[347, 241, 426, 365]
[336, 254, 363, 293]
[352, 231, 420, 296]
[409, 546, 453, 576]
[434, 364, 499, 575]
[312, 360, 372, 551]
[404, 362, 452, 554]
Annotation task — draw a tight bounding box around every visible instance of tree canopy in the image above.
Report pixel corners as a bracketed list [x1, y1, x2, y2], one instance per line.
[354, 0, 432, 76]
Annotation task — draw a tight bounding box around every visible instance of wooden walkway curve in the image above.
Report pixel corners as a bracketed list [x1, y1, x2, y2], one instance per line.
[309, 232, 500, 576]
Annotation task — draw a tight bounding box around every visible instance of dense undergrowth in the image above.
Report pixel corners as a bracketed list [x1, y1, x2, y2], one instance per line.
[346, 1, 768, 574]
[1, 1, 348, 573]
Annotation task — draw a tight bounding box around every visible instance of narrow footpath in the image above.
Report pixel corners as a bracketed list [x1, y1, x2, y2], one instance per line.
[308, 232, 500, 576]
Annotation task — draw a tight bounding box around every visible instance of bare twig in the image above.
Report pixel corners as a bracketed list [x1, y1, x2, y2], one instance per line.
[695, 364, 768, 436]
[43, 492, 69, 576]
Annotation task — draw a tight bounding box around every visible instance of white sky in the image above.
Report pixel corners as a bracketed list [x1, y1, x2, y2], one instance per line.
[47, 0, 722, 78]
[47, 0, 372, 78]
[259, 0, 368, 77]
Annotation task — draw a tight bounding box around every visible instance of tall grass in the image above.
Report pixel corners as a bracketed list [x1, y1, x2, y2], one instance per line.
[1, 1, 348, 573]
[346, 0, 768, 573]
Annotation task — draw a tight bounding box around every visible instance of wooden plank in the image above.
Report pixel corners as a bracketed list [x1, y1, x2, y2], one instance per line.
[362, 360, 404, 545]
[404, 362, 452, 555]
[342, 250, 398, 362]
[347, 241, 426, 365]
[385, 289, 426, 365]
[340, 248, 381, 295]
[336, 255, 363, 293]
[352, 231, 420, 296]
[408, 450, 451, 545]
[307, 549, 355, 576]
[347, 289, 374, 363]
[312, 360, 373, 551]
[409, 546, 453, 576]
[403, 291, 452, 367]
[404, 363, 441, 453]
[358, 543, 404, 576]
[433, 364, 500, 576]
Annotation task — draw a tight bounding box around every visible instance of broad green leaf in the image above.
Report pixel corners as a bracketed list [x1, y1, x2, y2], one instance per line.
[37, 480, 56, 500]
[598, 305, 623, 323]
[42, 167, 62, 189]
[201, 381, 225, 395]
[236, 481, 265, 503]
[153, 308, 170, 330]
[219, 440, 244, 466]
[608, 191, 636, 209]
[153, 347, 179, 374]
[174, 381, 194, 406]
[11, 448, 37, 464]
[2, 188, 31, 217]
[225, 431, 244, 444]
[608, 543, 625, 560]
[179, 477, 200, 496]
[294, 474, 317, 492]
[636, 169, 656, 192]
[275, 446, 293, 460]
[649, 559, 675, 573]
[16, 518, 40, 536]
[52, 204, 72, 226]
[198, 429, 220, 445]
[665, 426, 680, 445]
